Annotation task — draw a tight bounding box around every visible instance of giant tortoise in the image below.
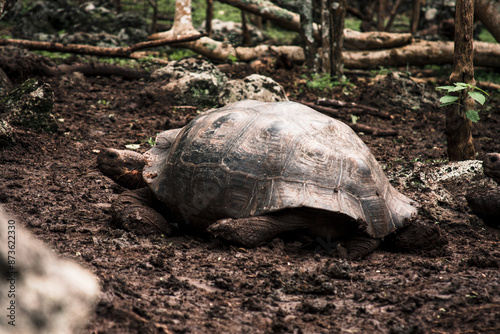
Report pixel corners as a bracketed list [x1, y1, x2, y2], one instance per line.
[97, 100, 444, 259]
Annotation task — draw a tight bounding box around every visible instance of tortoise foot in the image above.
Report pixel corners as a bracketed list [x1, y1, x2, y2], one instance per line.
[111, 188, 171, 236]
[338, 237, 381, 260]
[384, 219, 448, 254]
[208, 216, 284, 248]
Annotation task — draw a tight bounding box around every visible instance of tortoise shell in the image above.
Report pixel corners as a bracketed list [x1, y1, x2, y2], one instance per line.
[143, 100, 418, 238]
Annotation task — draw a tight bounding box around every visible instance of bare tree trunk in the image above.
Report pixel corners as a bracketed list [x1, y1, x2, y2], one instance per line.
[377, 0, 387, 31]
[410, 0, 422, 34]
[206, 0, 214, 38]
[320, 0, 345, 77]
[446, 0, 475, 161]
[147, 0, 159, 34]
[321, 0, 332, 75]
[149, 0, 199, 40]
[241, 10, 251, 46]
[475, 0, 500, 43]
[217, 0, 304, 33]
[384, 0, 403, 31]
[300, 0, 319, 71]
[331, 0, 345, 76]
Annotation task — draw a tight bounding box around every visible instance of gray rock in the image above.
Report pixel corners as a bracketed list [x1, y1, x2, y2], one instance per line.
[198, 19, 266, 46]
[150, 58, 228, 107]
[59, 31, 121, 47]
[2, 79, 58, 132]
[0, 120, 16, 146]
[0, 208, 99, 333]
[394, 160, 494, 225]
[0, 67, 12, 97]
[218, 74, 288, 106]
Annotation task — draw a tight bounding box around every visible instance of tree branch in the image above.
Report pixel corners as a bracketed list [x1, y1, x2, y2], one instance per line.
[0, 33, 204, 58]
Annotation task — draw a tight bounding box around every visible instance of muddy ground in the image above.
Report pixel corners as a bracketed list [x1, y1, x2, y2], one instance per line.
[1, 58, 499, 333]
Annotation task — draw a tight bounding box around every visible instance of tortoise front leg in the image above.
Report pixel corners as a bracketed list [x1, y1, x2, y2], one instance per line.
[111, 188, 171, 236]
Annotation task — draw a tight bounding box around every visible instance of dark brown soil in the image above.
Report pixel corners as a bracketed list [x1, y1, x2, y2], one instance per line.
[1, 61, 499, 334]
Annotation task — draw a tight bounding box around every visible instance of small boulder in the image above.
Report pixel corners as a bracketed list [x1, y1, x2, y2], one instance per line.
[218, 74, 288, 106]
[1, 79, 58, 132]
[198, 19, 266, 46]
[149, 58, 228, 107]
[0, 67, 12, 96]
[0, 208, 99, 333]
[0, 120, 16, 146]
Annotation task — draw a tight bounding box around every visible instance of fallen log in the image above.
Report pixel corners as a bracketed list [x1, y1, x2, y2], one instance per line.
[344, 40, 500, 69]
[343, 29, 412, 50]
[4, 36, 500, 70]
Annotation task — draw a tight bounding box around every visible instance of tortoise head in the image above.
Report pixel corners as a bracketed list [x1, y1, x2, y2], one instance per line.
[483, 153, 500, 184]
[97, 148, 147, 189]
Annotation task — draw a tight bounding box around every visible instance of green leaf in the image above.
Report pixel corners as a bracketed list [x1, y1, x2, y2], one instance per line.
[448, 85, 467, 92]
[439, 95, 459, 104]
[436, 85, 455, 91]
[468, 91, 486, 105]
[465, 110, 480, 123]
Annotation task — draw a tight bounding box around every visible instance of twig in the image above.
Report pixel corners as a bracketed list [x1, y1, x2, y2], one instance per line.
[297, 100, 398, 136]
[350, 123, 398, 136]
[0, 33, 205, 58]
[316, 98, 393, 119]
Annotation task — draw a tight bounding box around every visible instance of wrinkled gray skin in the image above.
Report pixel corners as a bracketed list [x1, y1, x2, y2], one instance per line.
[98, 100, 442, 259]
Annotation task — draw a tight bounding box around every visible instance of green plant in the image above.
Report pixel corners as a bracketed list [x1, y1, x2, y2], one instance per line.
[370, 66, 392, 77]
[305, 73, 336, 91]
[436, 82, 489, 123]
[147, 136, 156, 147]
[168, 48, 197, 61]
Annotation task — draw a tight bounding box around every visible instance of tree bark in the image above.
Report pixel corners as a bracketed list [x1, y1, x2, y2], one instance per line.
[149, 0, 199, 40]
[320, 0, 345, 77]
[241, 10, 251, 46]
[410, 0, 422, 34]
[331, 0, 345, 76]
[300, 0, 319, 71]
[206, 0, 214, 38]
[320, 0, 332, 75]
[145, 0, 159, 34]
[384, 0, 403, 32]
[474, 0, 500, 43]
[377, 0, 387, 31]
[216, 0, 303, 33]
[446, 0, 475, 161]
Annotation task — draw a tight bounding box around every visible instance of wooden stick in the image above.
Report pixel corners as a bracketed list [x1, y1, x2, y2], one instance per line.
[316, 98, 393, 119]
